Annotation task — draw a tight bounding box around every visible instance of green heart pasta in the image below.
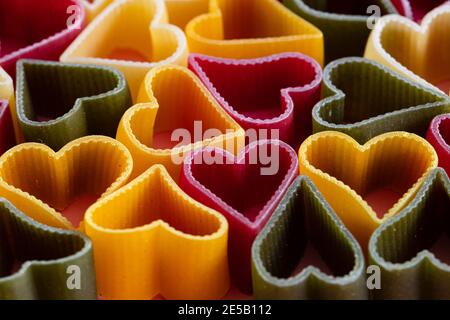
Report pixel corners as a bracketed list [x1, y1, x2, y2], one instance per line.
[252, 176, 367, 299]
[283, 0, 398, 62]
[16, 59, 132, 150]
[0, 198, 96, 299]
[312, 57, 450, 144]
[369, 168, 450, 300]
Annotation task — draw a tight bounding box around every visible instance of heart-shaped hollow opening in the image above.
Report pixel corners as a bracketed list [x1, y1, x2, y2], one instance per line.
[132, 68, 235, 150]
[210, 0, 310, 40]
[190, 55, 319, 121]
[375, 177, 450, 265]
[82, 0, 175, 63]
[88, 166, 221, 236]
[302, 0, 388, 15]
[19, 62, 120, 121]
[0, 0, 73, 58]
[0, 202, 86, 277]
[0, 140, 131, 227]
[437, 115, 450, 147]
[304, 135, 436, 219]
[257, 180, 356, 280]
[187, 145, 296, 223]
[324, 60, 441, 125]
[379, 9, 450, 92]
